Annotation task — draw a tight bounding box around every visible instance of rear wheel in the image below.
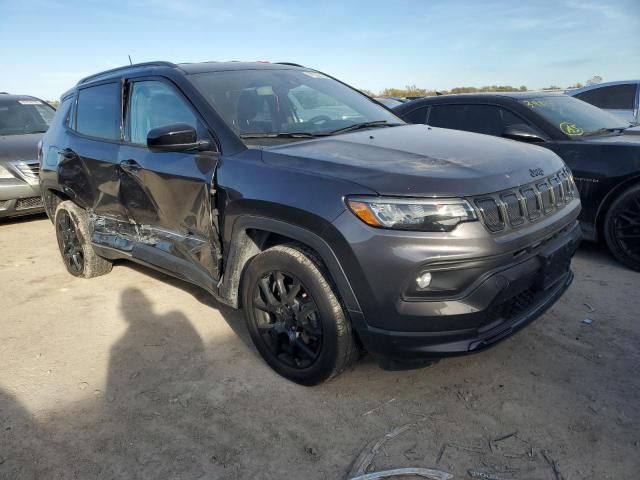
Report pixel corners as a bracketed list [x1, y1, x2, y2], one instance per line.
[54, 201, 112, 278]
[604, 184, 640, 271]
[242, 245, 357, 385]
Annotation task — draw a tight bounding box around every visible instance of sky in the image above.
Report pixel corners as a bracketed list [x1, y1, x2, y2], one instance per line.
[1, 0, 639, 100]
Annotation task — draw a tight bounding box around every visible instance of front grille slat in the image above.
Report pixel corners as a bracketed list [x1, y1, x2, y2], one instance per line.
[474, 168, 576, 234]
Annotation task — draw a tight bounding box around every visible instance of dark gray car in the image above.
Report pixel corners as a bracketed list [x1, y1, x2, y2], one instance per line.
[0, 93, 55, 218]
[40, 61, 581, 384]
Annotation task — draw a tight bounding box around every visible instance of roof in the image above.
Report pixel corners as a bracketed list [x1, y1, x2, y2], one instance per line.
[0, 94, 47, 103]
[76, 60, 308, 85]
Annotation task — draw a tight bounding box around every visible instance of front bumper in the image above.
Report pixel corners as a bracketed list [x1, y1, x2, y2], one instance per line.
[331, 198, 582, 360]
[0, 180, 44, 219]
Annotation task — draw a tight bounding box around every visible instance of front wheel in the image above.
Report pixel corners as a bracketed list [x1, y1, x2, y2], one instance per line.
[241, 245, 357, 385]
[604, 184, 640, 271]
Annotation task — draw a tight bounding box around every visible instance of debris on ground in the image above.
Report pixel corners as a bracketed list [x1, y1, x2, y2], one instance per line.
[583, 302, 595, 313]
[348, 419, 429, 477]
[541, 450, 564, 480]
[467, 469, 504, 480]
[349, 467, 453, 480]
[362, 398, 396, 416]
[581, 318, 594, 325]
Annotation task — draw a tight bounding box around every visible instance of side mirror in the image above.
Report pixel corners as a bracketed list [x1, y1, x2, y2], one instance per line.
[502, 124, 547, 143]
[146, 123, 210, 152]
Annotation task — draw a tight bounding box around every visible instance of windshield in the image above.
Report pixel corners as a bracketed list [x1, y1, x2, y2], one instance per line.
[190, 68, 402, 145]
[0, 98, 55, 135]
[520, 95, 629, 138]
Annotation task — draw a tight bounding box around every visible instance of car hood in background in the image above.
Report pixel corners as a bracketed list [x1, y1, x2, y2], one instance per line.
[0, 133, 43, 164]
[262, 124, 566, 197]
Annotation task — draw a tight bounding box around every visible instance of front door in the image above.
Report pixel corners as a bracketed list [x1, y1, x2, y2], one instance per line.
[118, 78, 221, 285]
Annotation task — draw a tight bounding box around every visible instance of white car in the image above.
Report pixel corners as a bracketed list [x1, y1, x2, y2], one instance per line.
[567, 80, 639, 125]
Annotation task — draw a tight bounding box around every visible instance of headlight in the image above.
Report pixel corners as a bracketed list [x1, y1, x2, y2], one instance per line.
[0, 165, 15, 179]
[346, 196, 477, 232]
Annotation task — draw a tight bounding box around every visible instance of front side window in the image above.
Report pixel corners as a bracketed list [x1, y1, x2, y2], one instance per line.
[428, 104, 527, 136]
[128, 80, 197, 145]
[189, 68, 401, 145]
[76, 83, 121, 140]
[575, 84, 637, 110]
[0, 97, 55, 135]
[521, 96, 628, 137]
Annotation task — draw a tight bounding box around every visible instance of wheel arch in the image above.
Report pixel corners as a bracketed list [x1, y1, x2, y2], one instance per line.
[218, 216, 361, 315]
[42, 187, 72, 222]
[595, 174, 640, 240]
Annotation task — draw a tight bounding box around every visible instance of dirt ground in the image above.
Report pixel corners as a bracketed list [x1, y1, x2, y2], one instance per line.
[0, 214, 638, 480]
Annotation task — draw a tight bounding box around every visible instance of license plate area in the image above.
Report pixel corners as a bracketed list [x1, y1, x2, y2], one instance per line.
[535, 244, 572, 290]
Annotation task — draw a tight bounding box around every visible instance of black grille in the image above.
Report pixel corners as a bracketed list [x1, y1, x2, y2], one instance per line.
[475, 198, 504, 232]
[0, 200, 9, 209]
[537, 182, 554, 213]
[15, 196, 43, 210]
[485, 288, 537, 325]
[501, 193, 525, 226]
[521, 187, 541, 220]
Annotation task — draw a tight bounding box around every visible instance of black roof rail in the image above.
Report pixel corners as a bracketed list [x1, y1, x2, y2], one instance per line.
[275, 62, 305, 68]
[0, 92, 8, 94]
[77, 61, 177, 85]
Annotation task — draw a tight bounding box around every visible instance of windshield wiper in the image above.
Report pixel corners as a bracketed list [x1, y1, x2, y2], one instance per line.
[584, 126, 629, 137]
[239, 132, 324, 139]
[326, 120, 403, 135]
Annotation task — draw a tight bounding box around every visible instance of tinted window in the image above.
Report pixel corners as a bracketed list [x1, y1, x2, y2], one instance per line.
[0, 97, 55, 135]
[575, 84, 637, 110]
[404, 106, 429, 124]
[76, 83, 121, 140]
[428, 104, 528, 136]
[128, 81, 197, 145]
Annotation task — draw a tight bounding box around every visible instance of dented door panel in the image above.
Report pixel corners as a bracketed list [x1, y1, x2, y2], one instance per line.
[116, 144, 221, 282]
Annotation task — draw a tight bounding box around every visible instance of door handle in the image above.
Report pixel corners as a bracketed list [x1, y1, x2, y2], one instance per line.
[119, 159, 141, 173]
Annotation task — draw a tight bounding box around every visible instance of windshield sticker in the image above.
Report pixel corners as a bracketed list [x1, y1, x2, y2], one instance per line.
[560, 122, 584, 136]
[18, 100, 43, 105]
[302, 71, 329, 79]
[523, 100, 547, 109]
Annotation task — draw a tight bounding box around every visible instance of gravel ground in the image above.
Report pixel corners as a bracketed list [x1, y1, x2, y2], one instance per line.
[1, 214, 638, 479]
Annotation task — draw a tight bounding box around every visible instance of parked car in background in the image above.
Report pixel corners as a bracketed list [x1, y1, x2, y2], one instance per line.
[567, 81, 639, 125]
[374, 97, 404, 108]
[394, 92, 640, 270]
[0, 93, 55, 219]
[40, 61, 580, 384]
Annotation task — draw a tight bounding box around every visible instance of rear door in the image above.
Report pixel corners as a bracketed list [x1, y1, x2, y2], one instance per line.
[118, 77, 221, 285]
[60, 82, 135, 245]
[427, 103, 537, 137]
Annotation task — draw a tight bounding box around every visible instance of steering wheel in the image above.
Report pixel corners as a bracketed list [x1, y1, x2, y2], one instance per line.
[307, 115, 331, 125]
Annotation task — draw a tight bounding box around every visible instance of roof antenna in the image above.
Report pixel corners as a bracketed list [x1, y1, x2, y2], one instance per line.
[128, 55, 133, 66]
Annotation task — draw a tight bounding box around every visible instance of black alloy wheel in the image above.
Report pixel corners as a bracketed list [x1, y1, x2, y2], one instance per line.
[251, 270, 323, 369]
[57, 210, 84, 275]
[605, 185, 640, 271]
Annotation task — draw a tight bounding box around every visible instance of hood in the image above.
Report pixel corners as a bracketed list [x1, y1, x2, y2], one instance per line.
[262, 124, 566, 196]
[0, 133, 43, 163]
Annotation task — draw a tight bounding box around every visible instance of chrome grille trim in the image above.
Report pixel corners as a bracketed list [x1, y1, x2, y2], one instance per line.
[472, 168, 576, 234]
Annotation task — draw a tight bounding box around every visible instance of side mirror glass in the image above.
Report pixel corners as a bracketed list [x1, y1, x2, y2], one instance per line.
[146, 123, 210, 152]
[502, 124, 547, 143]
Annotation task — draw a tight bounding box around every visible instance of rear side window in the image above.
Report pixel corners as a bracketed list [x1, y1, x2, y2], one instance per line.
[76, 83, 121, 140]
[403, 106, 429, 124]
[575, 84, 637, 110]
[428, 104, 528, 136]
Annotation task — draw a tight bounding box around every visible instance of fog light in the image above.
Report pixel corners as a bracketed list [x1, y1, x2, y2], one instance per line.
[416, 271, 432, 289]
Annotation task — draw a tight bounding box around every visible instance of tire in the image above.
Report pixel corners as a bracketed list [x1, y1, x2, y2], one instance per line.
[603, 184, 640, 271]
[54, 201, 113, 278]
[241, 245, 357, 385]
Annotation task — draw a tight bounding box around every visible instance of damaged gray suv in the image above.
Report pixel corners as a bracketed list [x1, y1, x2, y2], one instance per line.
[39, 61, 581, 385]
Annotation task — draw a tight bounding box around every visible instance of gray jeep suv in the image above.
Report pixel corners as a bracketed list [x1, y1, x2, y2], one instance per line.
[40, 61, 581, 384]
